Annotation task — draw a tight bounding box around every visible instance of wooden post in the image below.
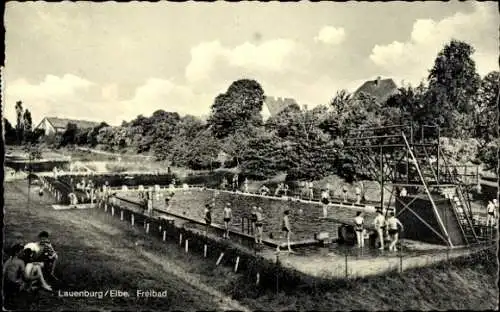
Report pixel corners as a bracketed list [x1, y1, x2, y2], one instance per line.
[146, 223, 150, 234]
[204, 244, 207, 258]
[380, 145, 384, 214]
[234, 256, 240, 272]
[216, 252, 224, 266]
[241, 217, 244, 233]
[185, 240, 189, 253]
[179, 233, 183, 245]
[131, 214, 135, 226]
[345, 253, 348, 278]
[163, 231, 166, 241]
[120, 210, 124, 221]
[111, 206, 115, 216]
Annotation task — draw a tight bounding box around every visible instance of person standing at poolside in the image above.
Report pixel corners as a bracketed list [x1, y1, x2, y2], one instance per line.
[354, 211, 365, 248]
[486, 199, 497, 227]
[277, 210, 293, 253]
[243, 178, 249, 193]
[308, 181, 314, 201]
[355, 183, 362, 204]
[342, 184, 348, 202]
[321, 189, 330, 218]
[387, 212, 404, 252]
[373, 209, 386, 250]
[255, 207, 264, 245]
[250, 206, 258, 240]
[204, 204, 212, 236]
[223, 203, 232, 239]
[283, 183, 289, 197]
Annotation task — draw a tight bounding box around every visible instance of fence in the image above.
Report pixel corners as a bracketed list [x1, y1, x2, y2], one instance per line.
[40, 175, 498, 294]
[95, 193, 498, 293]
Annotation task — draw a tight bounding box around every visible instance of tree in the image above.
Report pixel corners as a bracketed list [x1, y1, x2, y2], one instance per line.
[167, 115, 206, 164]
[22, 109, 33, 143]
[15, 101, 23, 144]
[222, 126, 260, 167]
[385, 82, 428, 127]
[60, 123, 78, 147]
[240, 131, 283, 180]
[208, 79, 265, 138]
[473, 71, 499, 144]
[3, 118, 17, 145]
[330, 89, 352, 117]
[426, 40, 481, 133]
[23, 109, 32, 133]
[151, 110, 181, 158]
[184, 130, 221, 170]
[87, 122, 109, 147]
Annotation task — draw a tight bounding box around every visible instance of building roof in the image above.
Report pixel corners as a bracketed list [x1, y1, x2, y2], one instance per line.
[43, 117, 102, 130]
[265, 96, 299, 117]
[352, 77, 398, 104]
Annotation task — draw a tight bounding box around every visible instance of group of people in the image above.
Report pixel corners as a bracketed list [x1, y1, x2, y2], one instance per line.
[353, 209, 404, 252]
[3, 231, 59, 296]
[220, 174, 248, 192]
[202, 196, 295, 252]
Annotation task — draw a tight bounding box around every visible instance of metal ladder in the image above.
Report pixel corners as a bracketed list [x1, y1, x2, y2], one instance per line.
[448, 188, 478, 244]
[439, 149, 480, 245]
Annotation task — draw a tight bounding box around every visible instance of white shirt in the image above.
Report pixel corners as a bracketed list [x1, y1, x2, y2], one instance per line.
[24, 242, 41, 254]
[487, 202, 495, 213]
[374, 215, 385, 229]
[354, 216, 364, 227]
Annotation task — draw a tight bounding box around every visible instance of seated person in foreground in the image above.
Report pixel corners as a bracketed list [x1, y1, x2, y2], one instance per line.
[24, 231, 59, 280]
[3, 244, 53, 295]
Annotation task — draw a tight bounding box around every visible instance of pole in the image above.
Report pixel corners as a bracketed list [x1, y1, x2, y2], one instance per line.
[380, 146, 384, 213]
[345, 253, 348, 278]
[27, 151, 32, 213]
[436, 127, 440, 183]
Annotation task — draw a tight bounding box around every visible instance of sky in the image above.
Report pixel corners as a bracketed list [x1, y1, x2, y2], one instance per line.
[3, 1, 499, 126]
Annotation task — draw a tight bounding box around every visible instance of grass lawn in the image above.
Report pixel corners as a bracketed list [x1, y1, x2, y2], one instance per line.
[3, 180, 498, 311]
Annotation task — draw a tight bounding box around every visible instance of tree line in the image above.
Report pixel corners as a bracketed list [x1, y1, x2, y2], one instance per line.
[4, 40, 499, 180]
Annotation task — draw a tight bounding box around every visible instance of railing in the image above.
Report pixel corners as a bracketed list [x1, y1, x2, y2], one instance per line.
[438, 147, 479, 244]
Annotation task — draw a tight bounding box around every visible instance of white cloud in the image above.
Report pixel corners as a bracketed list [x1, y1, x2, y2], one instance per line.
[314, 26, 345, 45]
[185, 39, 310, 84]
[116, 78, 214, 125]
[4, 74, 95, 125]
[369, 4, 499, 85]
[3, 75, 216, 127]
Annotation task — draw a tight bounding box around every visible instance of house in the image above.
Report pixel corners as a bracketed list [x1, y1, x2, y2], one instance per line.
[264, 96, 299, 117]
[35, 117, 103, 135]
[352, 77, 399, 104]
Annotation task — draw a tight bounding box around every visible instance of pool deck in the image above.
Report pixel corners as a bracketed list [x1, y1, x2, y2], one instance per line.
[110, 189, 497, 279]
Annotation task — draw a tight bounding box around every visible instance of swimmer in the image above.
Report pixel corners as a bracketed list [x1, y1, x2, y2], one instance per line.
[277, 210, 293, 253]
[386, 212, 404, 252]
[255, 207, 264, 244]
[354, 211, 365, 248]
[250, 206, 258, 240]
[373, 209, 386, 250]
[223, 203, 232, 239]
